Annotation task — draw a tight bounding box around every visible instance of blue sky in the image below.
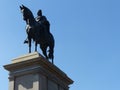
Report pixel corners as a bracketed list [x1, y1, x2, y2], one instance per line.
[0, 0, 120, 90]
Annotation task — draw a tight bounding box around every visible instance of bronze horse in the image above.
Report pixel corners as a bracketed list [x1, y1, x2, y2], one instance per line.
[20, 5, 54, 63]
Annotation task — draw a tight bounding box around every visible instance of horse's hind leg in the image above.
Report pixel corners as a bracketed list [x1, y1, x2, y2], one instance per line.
[40, 44, 48, 59]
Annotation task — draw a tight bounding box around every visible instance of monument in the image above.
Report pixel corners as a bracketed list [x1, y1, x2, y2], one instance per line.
[4, 5, 73, 90]
[20, 5, 55, 64]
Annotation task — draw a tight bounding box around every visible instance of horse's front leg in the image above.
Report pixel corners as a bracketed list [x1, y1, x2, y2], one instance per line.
[28, 38, 31, 53]
[35, 41, 37, 52]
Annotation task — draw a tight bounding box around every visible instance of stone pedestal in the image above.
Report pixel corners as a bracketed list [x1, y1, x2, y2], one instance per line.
[4, 52, 73, 90]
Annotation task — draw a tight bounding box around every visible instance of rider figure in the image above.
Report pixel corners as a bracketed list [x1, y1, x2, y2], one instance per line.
[36, 10, 50, 34]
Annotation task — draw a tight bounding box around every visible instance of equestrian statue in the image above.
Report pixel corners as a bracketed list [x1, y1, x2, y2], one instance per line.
[20, 5, 55, 64]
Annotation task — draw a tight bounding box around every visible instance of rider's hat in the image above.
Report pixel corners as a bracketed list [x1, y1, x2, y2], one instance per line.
[37, 10, 42, 16]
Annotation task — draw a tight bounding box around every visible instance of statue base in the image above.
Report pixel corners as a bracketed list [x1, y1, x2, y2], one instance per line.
[4, 52, 73, 90]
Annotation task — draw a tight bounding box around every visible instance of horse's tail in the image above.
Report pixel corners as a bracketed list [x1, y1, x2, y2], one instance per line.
[48, 50, 54, 64]
[48, 46, 54, 63]
[48, 34, 54, 64]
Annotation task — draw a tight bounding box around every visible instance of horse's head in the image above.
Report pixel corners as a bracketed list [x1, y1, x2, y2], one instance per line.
[20, 5, 34, 21]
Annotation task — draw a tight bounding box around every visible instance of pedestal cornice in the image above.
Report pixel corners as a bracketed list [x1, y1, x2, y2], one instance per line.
[4, 52, 73, 86]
